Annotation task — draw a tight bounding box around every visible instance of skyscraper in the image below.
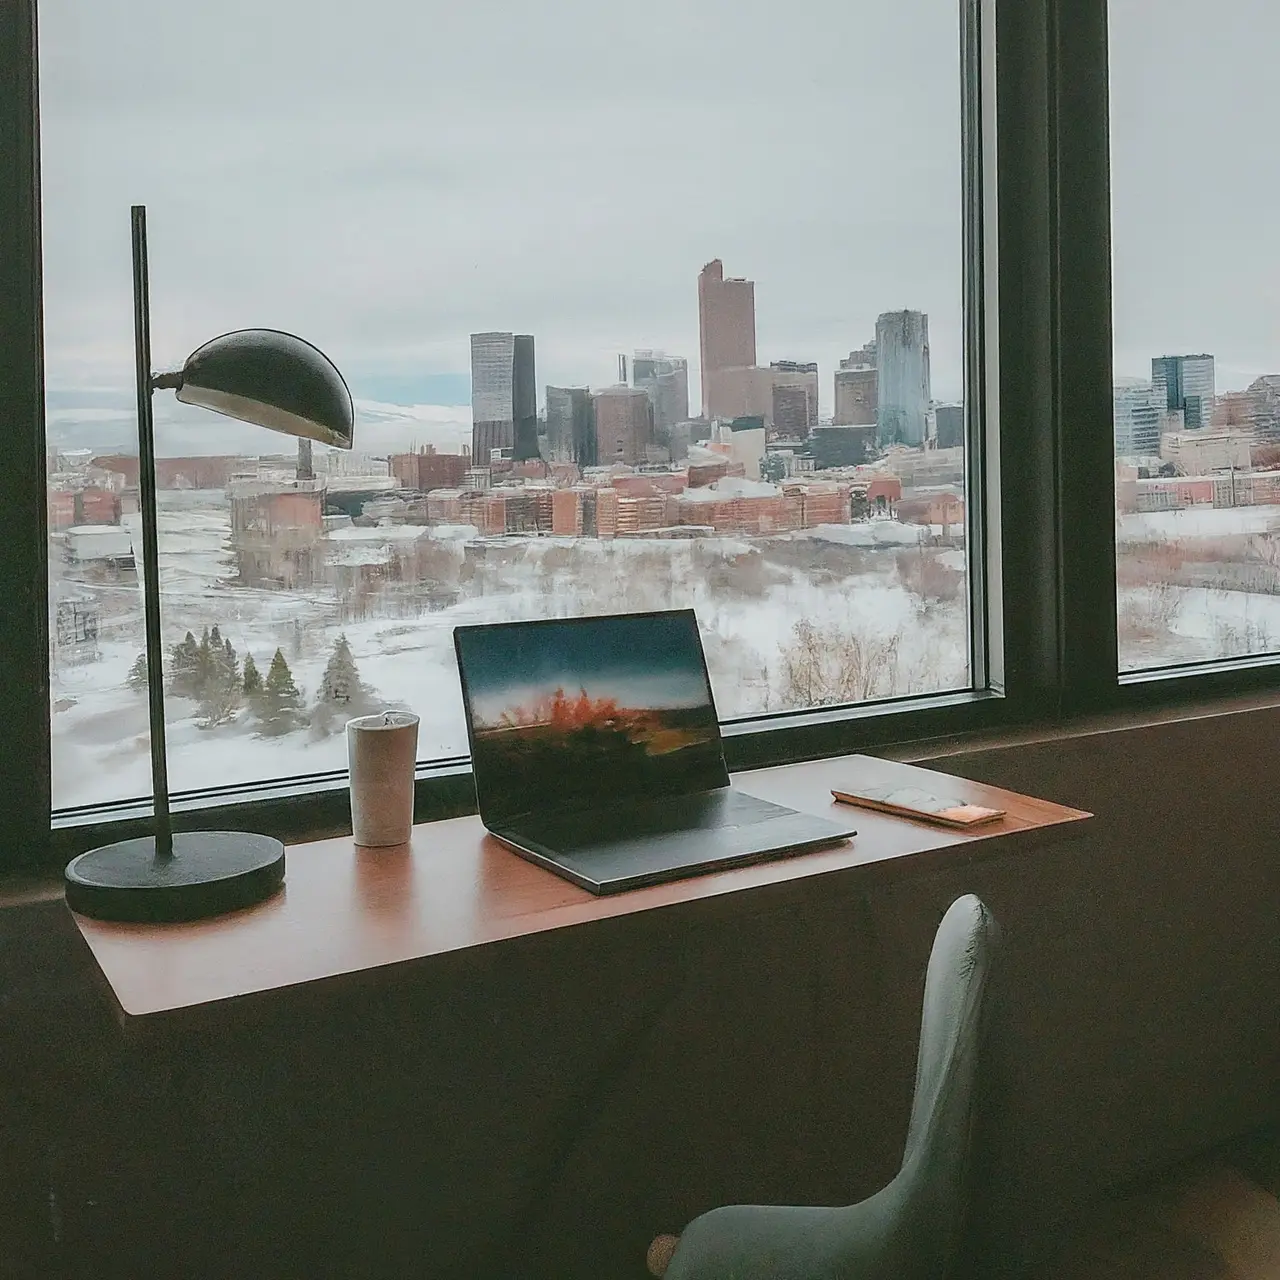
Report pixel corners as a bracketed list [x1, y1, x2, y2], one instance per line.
[1151, 354, 1215, 430]
[470, 332, 538, 462]
[769, 361, 819, 437]
[1113, 384, 1163, 457]
[632, 351, 690, 430]
[545, 386, 597, 467]
[698, 259, 757, 419]
[875, 311, 931, 447]
[834, 346, 878, 426]
[592, 386, 654, 466]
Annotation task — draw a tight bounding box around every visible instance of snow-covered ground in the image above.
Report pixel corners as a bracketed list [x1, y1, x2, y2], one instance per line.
[1116, 503, 1280, 671]
[49, 492, 969, 810]
[1119, 506, 1280, 542]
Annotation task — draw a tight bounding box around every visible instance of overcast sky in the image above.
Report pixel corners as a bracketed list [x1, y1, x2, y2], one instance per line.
[37, 0, 963, 444]
[37, 0, 1279, 456]
[1110, 0, 1280, 390]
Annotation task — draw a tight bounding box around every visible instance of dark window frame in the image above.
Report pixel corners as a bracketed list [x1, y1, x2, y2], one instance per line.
[9, 0, 1269, 875]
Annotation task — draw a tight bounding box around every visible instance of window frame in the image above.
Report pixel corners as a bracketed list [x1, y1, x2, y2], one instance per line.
[12, 0, 1269, 874]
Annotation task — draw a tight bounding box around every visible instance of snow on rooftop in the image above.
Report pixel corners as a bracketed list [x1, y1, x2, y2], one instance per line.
[326, 523, 431, 543]
[680, 476, 781, 501]
[802, 520, 927, 547]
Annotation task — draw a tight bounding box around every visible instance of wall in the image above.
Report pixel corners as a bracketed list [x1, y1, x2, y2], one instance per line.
[2, 703, 1279, 1278]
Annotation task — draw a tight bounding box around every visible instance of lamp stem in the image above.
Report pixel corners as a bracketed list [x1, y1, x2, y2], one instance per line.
[131, 204, 173, 859]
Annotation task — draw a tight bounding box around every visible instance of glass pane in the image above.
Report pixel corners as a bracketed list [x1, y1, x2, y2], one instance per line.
[43, 0, 971, 811]
[1112, 0, 1280, 673]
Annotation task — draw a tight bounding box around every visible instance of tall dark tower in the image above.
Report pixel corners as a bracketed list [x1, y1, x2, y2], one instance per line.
[512, 334, 538, 461]
[471, 331, 537, 462]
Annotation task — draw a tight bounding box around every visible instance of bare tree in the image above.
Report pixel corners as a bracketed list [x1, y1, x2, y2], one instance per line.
[774, 618, 903, 710]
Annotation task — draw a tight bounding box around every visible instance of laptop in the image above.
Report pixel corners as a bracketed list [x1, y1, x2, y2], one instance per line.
[453, 609, 856, 894]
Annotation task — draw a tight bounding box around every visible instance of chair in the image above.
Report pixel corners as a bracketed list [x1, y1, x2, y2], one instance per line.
[647, 893, 1001, 1280]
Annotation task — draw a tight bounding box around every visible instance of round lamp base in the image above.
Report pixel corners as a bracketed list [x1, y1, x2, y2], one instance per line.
[65, 831, 285, 923]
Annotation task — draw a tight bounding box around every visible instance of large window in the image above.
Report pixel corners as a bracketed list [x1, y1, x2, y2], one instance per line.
[1111, 0, 1280, 674]
[41, 0, 974, 813]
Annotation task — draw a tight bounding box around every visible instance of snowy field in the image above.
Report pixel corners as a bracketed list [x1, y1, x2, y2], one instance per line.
[49, 491, 969, 810]
[51, 495, 1280, 809]
[1119, 506, 1280, 543]
[1116, 505, 1280, 671]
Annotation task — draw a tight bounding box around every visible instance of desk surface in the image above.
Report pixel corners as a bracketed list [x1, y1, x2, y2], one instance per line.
[71, 754, 1090, 1021]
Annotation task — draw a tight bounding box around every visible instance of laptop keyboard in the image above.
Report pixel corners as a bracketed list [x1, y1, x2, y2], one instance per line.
[509, 788, 792, 852]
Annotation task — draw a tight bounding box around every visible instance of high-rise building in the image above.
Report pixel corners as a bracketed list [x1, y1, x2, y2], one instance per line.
[1113, 383, 1163, 457]
[1246, 375, 1280, 444]
[1151, 354, 1215, 431]
[770, 361, 819, 437]
[592, 386, 654, 466]
[632, 351, 690, 430]
[470, 332, 538, 462]
[772, 385, 811, 440]
[834, 352, 878, 427]
[698, 259, 758, 419]
[875, 311, 931, 447]
[707, 366, 774, 423]
[545, 386, 597, 468]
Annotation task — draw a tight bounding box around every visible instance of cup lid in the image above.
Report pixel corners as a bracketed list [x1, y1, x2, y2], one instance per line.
[346, 710, 419, 730]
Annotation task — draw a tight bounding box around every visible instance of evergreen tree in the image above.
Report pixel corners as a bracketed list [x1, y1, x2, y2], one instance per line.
[242, 652, 262, 697]
[196, 631, 241, 728]
[169, 631, 201, 697]
[256, 648, 305, 736]
[310, 633, 379, 738]
[190, 627, 216, 699]
[318, 634, 364, 705]
[126, 651, 149, 692]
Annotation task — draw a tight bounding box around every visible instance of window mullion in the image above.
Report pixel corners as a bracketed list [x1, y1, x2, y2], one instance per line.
[0, 0, 52, 869]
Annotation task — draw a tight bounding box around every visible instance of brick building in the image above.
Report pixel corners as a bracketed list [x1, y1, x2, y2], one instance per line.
[592, 387, 654, 466]
[91, 455, 241, 490]
[390, 449, 469, 492]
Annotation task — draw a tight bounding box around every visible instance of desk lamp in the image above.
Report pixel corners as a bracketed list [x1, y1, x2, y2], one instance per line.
[64, 205, 354, 922]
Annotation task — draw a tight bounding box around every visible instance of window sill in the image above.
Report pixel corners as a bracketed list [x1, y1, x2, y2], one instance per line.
[28, 672, 1280, 887]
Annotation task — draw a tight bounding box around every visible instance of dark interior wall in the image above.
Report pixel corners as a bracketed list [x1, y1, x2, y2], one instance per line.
[2, 706, 1279, 1279]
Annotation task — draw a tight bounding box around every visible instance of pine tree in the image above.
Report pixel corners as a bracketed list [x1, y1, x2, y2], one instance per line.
[256, 648, 304, 736]
[169, 631, 201, 697]
[193, 627, 215, 699]
[242, 652, 262, 697]
[310, 634, 379, 738]
[318, 634, 363, 705]
[126, 651, 149, 692]
[195, 630, 240, 729]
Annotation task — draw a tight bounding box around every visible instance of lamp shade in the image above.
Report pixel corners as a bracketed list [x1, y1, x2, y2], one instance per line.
[173, 328, 354, 448]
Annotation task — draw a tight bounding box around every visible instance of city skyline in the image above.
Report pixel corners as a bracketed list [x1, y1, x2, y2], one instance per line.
[35, 0, 1280, 446]
[37, 0, 966, 417]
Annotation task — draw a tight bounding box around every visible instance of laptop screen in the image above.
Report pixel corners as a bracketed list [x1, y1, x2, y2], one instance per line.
[454, 609, 730, 828]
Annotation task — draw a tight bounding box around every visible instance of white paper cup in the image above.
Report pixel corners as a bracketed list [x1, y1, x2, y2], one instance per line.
[347, 710, 420, 847]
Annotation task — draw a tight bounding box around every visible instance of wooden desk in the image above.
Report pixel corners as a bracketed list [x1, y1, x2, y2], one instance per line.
[72, 754, 1090, 1025]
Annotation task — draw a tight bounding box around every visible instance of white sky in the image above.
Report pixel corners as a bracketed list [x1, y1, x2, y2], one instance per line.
[35, 0, 1280, 443]
[37, 0, 963, 421]
[1109, 0, 1280, 390]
